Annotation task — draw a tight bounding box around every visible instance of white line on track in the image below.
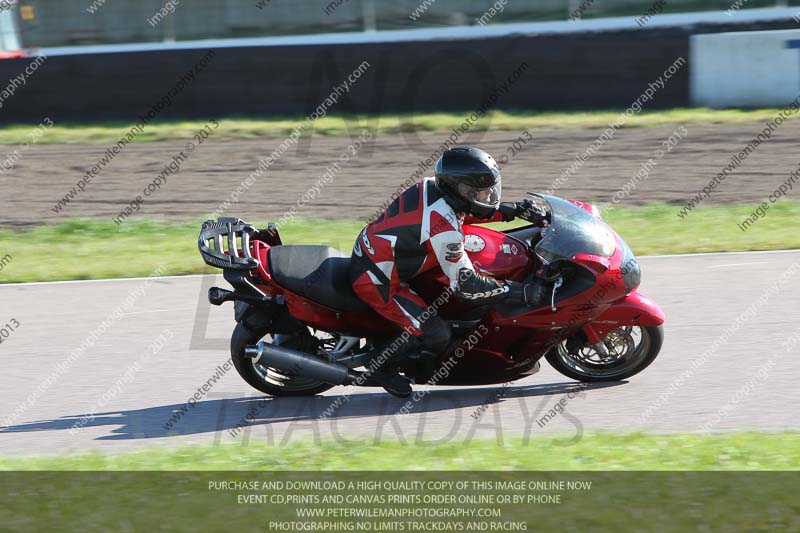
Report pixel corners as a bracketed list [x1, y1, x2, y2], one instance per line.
[0, 274, 212, 288]
[708, 262, 770, 269]
[641, 249, 800, 259]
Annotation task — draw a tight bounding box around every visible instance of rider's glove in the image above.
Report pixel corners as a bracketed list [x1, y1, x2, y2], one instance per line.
[522, 281, 549, 307]
[497, 202, 517, 222]
[515, 199, 548, 226]
[506, 280, 549, 307]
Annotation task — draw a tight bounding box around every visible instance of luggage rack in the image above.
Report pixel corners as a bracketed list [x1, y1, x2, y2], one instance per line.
[198, 217, 281, 271]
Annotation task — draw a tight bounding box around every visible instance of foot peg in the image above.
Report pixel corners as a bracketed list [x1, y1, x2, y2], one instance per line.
[208, 287, 234, 306]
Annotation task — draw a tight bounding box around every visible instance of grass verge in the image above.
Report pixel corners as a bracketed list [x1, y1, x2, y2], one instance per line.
[1, 201, 799, 283]
[0, 108, 792, 144]
[1, 433, 798, 470]
[4, 436, 798, 530]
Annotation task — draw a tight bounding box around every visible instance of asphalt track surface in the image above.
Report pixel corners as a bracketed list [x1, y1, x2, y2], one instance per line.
[1, 250, 798, 456]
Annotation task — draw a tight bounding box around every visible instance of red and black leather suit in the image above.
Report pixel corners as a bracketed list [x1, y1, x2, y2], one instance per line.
[349, 178, 526, 355]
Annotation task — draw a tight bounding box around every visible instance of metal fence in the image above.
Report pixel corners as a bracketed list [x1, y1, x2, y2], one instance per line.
[4, 0, 799, 49]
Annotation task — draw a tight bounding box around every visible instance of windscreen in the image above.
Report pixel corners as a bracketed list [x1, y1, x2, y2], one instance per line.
[532, 194, 617, 264]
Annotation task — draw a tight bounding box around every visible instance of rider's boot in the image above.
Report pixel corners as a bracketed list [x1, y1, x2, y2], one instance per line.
[362, 332, 424, 398]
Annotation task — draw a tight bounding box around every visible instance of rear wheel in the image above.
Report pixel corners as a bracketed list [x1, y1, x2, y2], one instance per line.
[545, 325, 663, 382]
[230, 322, 335, 396]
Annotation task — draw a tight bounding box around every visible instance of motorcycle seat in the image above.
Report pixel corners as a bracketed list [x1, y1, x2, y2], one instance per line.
[267, 245, 370, 312]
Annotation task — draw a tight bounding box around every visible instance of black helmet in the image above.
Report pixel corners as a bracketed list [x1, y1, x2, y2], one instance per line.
[434, 146, 502, 219]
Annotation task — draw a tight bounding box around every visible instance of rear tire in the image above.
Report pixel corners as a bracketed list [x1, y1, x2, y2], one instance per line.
[545, 325, 664, 382]
[230, 321, 335, 396]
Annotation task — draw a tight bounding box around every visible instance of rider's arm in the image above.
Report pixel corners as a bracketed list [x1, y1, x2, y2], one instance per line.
[463, 200, 548, 226]
[463, 202, 517, 225]
[428, 230, 540, 305]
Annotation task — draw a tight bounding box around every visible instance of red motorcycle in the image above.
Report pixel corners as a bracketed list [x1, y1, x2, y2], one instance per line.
[198, 194, 664, 396]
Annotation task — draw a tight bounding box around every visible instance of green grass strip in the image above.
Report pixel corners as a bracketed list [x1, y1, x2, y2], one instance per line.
[0, 108, 792, 144]
[1, 433, 798, 470]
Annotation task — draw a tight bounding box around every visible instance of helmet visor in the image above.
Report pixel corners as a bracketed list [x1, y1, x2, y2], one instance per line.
[457, 181, 501, 209]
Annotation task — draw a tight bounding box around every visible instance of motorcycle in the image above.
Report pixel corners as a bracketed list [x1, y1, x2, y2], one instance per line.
[197, 193, 664, 396]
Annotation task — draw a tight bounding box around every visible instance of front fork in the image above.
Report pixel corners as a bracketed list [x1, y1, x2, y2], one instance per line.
[582, 322, 612, 357]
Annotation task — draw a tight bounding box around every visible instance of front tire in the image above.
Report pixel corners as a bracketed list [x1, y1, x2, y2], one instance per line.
[545, 325, 664, 382]
[230, 322, 334, 396]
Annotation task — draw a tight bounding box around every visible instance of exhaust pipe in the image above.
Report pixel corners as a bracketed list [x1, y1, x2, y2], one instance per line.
[244, 341, 356, 385]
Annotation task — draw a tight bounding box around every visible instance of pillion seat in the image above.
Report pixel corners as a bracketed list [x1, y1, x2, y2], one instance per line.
[267, 245, 370, 312]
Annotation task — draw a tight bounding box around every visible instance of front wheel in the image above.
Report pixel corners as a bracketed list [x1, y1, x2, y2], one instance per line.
[545, 325, 664, 382]
[230, 322, 335, 396]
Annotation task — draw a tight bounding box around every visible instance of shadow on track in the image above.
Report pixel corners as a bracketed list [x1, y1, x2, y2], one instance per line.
[0, 381, 623, 442]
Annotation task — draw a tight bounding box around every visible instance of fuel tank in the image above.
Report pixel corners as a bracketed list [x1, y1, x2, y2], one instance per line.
[462, 225, 533, 282]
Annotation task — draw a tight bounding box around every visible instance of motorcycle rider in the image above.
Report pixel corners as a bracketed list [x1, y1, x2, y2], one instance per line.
[349, 146, 550, 397]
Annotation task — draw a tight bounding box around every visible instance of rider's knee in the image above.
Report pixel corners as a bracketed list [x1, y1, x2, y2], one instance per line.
[421, 320, 452, 355]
